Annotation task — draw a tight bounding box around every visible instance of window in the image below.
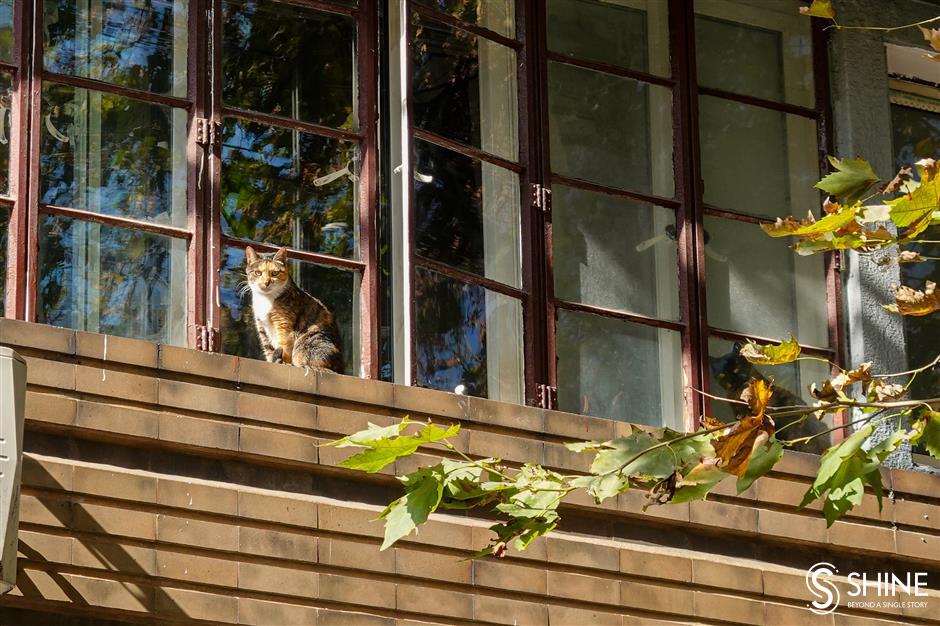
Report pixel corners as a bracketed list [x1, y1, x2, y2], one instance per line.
[0, 0, 840, 436]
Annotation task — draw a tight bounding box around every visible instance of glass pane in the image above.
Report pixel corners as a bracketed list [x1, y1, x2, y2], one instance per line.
[413, 16, 518, 161]
[415, 267, 523, 402]
[695, 0, 814, 108]
[0, 0, 12, 63]
[414, 0, 515, 38]
[44, 0, 189, 97]
[0, 208, 7, 313]
[222, 0, 356, 130]
[704, 216, 828, 347]
[549, 61, 674, 197]
[40, 83, 188, 227]
[414, 139, 520, 287]
[220, 119, 358, 258]
[708, 338, 831, 453]
[556, 309, 683, 428]
[219, 246, 360, 375]
[547, 0, 669, 77]
[553, 185, 678, 320]
[0, 72, 12, 196]
[699, 95, 818, 219]
[891, 103, 940, 171]
[38, 215, 187, 345]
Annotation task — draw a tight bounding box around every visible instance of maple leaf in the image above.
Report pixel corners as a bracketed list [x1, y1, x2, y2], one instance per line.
[815, 156, 880, 203]
[712, 380, 775, 478]
[883, 281, 940, 316]
[738, 336, 801, 365]
[799, 0, 835, 19]
[890, 175, 940, 239]
[918, 25, 940, 52]
[811, 362, 872, 402]
[882, 165, 913, 194]
[762, 204, 857, 239]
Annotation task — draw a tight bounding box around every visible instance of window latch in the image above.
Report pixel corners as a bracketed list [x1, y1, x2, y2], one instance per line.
[195, 118, 218, 148]
[531, 183, 551, 214]
[195, 325, 218, 352]
[536, 384, 558, 410]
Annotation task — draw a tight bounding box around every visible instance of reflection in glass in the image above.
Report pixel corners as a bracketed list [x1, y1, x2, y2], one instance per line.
[414, 0, 515, 38]
[44, 0, 189, 97]
[704, 216, 828, 347]
[219, 246, 359, 375]
[414, 140, 520, 287]
[549, 62, 673, 197]
[413, 16, 518, 161]
[708, 338, 831, 453]
[40, 83, 188, 227]
[699, 96, 817, 218]
[415, 267, 522, 402]
[0, 0, 11, 63]
[695, 0, 814, 108]
[38, 214, 186, 344]
[556, 309, 683, 428]
[0, 209, 7, 313]
[553, 185, 678, 320]
[548, 0, 670, 77]
[220, 120, 358, 258]
[0, 72, 11, 196]
[223, 0, 356, 129]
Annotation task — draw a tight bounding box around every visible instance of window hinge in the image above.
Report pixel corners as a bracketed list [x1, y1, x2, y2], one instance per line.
[833, 250, 843, 273]
[536, 384, 558, 410]
[195, 325, 218, 352]
[195, 118, 219, 148]
[531, 183, 551, 214]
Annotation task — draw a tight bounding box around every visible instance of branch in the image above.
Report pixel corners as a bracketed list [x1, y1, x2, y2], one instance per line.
[827, 14, 940, 32]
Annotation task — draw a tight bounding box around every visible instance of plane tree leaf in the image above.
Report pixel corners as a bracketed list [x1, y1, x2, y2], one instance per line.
[739, 337, 801, 365]
[815, 156, 879, 203]
[799, 0, 835, 19]
[378, 465, 445, 550]
[883, 281, 940, 317]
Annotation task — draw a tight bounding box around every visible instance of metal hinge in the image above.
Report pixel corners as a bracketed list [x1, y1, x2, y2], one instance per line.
[536, 384, 558, 410]
[195, 118, 218, 148]
[195, 325, 218, 352]
[833, 250, 843, 273]
[531, 183, 551, 214]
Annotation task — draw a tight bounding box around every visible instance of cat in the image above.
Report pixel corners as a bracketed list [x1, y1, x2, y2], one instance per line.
[710, 343, 830, 454]
[245, 246, 344, 373]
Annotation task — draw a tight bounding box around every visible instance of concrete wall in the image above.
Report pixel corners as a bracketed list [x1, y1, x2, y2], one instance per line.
[0, 318, 936, 624]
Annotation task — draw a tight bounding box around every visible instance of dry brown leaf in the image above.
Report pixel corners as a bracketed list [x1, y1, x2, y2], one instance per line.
[883, 166, 913, 194]
[898, 250, 925, 263]
[915, 157, 938, 181]
[918, 25, 940, 52]
[712, 380, 775, 478]
[868, 380, 907, 402]
[811, 362, 872, 401]
[823, 196, 841, 214]
[884, 281, 940, 316]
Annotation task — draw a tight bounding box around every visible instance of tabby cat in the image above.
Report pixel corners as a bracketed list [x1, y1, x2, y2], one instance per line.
[710, 344, 829, 454]
[245, 246, 344, 373]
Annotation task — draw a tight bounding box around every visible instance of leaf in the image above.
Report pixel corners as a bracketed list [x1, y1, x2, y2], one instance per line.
[888, 175, 940, 234]
[323, 418, 411, 448]
[799, 0, 835, 19]
[712, 380, 776, 478]
[761, 205, 857, 239]
[859, 204, 892, 223]
[378, 466, 444, 550]
[866, 380, 907, 402]
[591, 433, 676, 480]
[741, 379, 773, 416]
[576, 472, 630, 503]
[736, 439, 785, 493]
[918, 25, 940, 52]
[898, 251, 925, 263]
[564, 440, 607, 453]
[918, 410, 940, 459]
[338, 423, 460, 473]
[815, 156, 879, 203]
[882, 165, 914, 194]
[811, 362, 872, 402]
[670, 463, 728, 504]
[738, 336, 801, 365]
[915, 157, 937, 181]
[883, 281, 940, 317]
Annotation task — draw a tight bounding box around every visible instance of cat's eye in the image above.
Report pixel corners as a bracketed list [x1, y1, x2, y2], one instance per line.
[270, 270, 280, 277]
[252, 270, 262, 277]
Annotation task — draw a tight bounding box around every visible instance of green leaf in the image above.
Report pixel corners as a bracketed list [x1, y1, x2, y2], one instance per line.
[572, 472, 629, 504]
[738, 337, 801, 365]
[323, 418, 411, 448]
[671, 464, 727, 504]
[920, 411, 940, 459]
[338, 422, 460, 473]
[565, 440, 608, 453]
[800, 424, 874, 509]
[378, 466, 444, 550]
[736, 439, 784, 493]
[815, 156, 879, 203]
[823, 475, 864, 526]
[889, 176, 939, 234]
[799, 0, 835, 19]
[591, 433, 675, 478]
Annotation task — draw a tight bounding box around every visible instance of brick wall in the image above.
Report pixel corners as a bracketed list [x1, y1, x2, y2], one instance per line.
[0, 318, 937, 625]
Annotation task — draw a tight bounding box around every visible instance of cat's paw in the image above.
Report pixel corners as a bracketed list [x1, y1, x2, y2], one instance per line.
[272, 348, 284, 364]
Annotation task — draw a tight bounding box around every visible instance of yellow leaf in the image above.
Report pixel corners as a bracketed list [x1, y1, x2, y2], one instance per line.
[799, 0, 835, 19]
[761, 205, 857, 238]
[884, 281, 940, 316]
[738, 337, 801, 365]
[918, 25, 940, 53]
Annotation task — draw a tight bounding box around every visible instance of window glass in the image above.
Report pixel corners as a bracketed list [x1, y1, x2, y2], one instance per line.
[220, 119, 359, 258]
[548, 62, 674, 197]
[39, 83, 188, 227]
[412, 16, 518, 161]
[414, 0, 515, 38]
[219, 246, 359, 375]
[0, 72, 11, 197]
[552, 185, 678, 320]
[704, 216, 828, 347]
[547, 0, 669, 77]
[414, 139, 520, 287]
[222, 0, 356, 130]
[556, 309, 683, 428]
[695, 0, 814, 108]
[37, 214, 187, 344]
[415, 266, 523, 402]
[0, 0, 11, 63]
[44, 0, 189, 97]
[708, 338, 831, 452]
[0, 208, 7, 313]
[699, 96, 818, 218]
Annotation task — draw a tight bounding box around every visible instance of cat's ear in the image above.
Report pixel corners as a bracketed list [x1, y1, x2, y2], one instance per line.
[245, 246, 258, 264]
[273, 247, 288, 263]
